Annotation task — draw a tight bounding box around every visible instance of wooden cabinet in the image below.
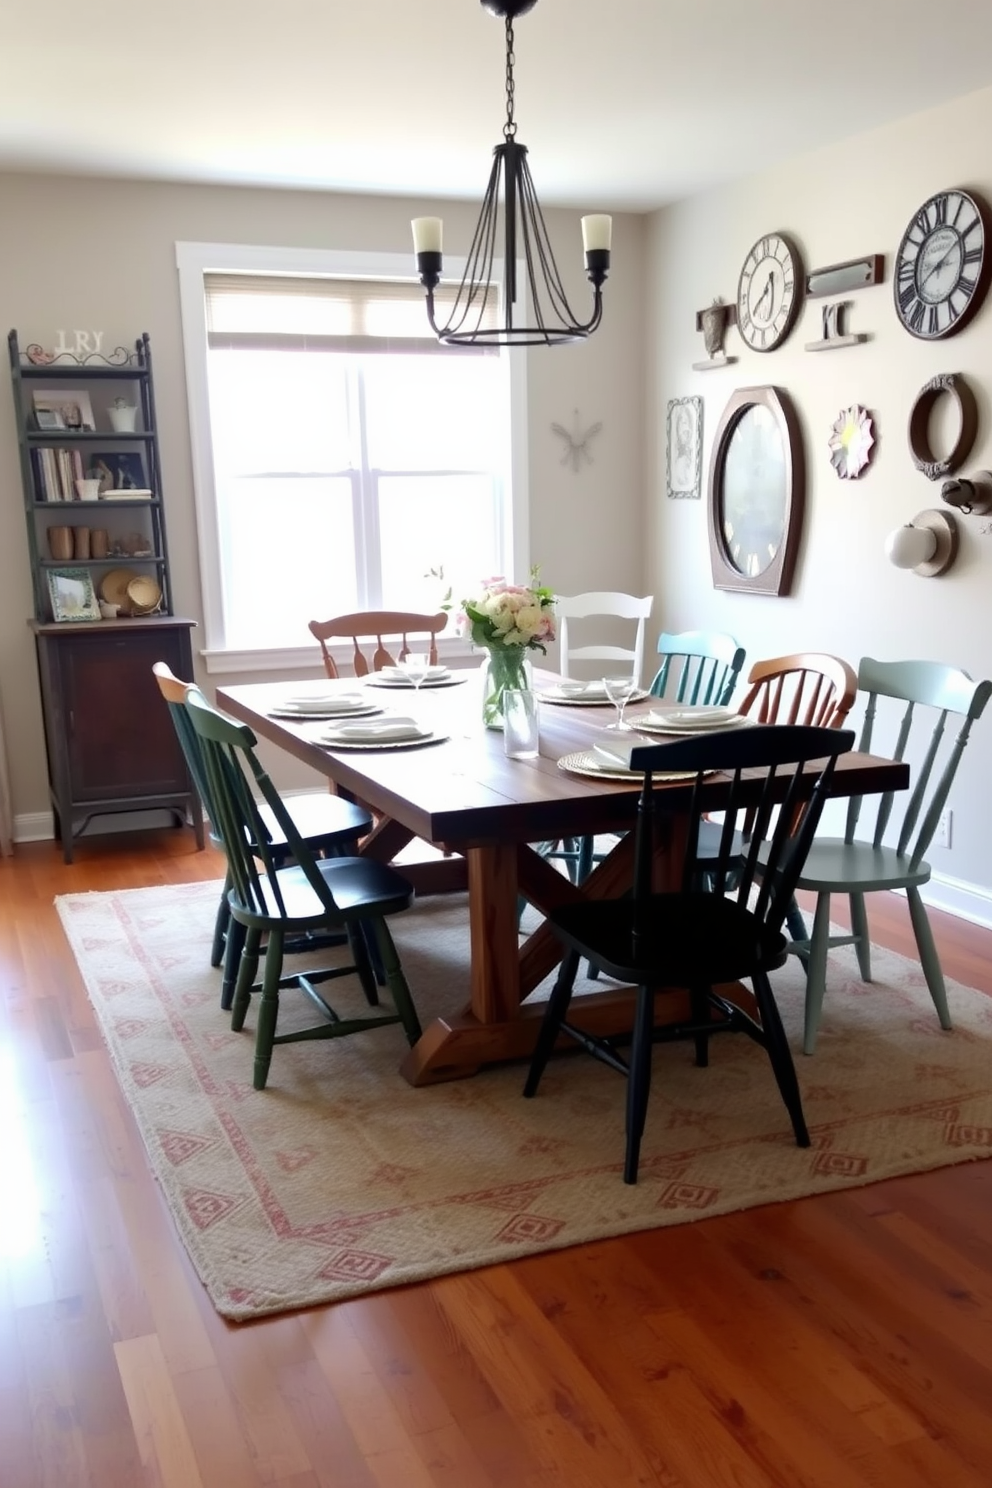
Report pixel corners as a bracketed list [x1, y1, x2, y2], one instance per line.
[32, 618, 204, 861]
[8, 330, 203, 860]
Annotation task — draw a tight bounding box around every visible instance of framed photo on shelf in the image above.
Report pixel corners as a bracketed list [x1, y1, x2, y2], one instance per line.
[32, 388, 96, 431]
[666, 394, 703, 499]
[34, 409, 65, 431]
[47, 568, 102, 623]
[88, 450, 150, 496]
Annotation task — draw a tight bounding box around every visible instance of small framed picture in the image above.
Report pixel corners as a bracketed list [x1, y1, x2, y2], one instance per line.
[47, 568, 102, 623]
[32, 388, 96, 431]
[34, 408, 65, 430]
[88, 450, 150, 496]
[666, 395, 703, 499]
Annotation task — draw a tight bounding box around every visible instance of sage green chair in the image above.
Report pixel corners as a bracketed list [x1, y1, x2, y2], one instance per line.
[153, 662, 373, 1011]
[782, 657, 992, 1054]
[184, 688, 421, 1090]
[649, 630, 746, 706]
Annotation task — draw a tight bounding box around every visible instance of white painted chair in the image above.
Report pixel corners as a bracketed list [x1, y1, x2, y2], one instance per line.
[556, 592, 654, 687]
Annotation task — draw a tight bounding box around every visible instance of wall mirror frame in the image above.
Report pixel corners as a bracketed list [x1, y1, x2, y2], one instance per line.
[706, 384, 805, 597]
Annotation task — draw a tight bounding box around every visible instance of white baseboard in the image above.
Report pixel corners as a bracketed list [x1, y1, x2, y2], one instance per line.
[11, 807, 992, 932]
[914, 871, 992, 931]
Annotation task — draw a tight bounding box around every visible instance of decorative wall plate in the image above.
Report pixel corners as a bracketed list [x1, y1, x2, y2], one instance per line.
[828, 405, 875, 479]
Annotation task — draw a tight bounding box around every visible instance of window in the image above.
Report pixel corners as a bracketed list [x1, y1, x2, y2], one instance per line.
[176, 244, 529, 671]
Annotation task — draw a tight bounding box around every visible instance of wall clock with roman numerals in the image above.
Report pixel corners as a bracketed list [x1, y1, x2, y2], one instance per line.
[893, 188, 991, 340]
[736, 232, 804, 352]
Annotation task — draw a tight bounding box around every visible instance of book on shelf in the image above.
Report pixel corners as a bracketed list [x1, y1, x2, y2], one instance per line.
[31, 446, 85, 500]
[100, 489, 153, 500]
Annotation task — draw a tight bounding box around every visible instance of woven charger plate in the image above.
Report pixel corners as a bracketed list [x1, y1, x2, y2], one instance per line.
[99, 567, 140, 606]
[318, 731, 449, 752]
[557, 750, 702, 783]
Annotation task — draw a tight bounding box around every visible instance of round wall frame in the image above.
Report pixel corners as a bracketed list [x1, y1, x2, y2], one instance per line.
[907, 372, 978, 480]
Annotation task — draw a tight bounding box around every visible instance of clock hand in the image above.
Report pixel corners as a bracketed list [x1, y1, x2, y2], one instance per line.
[919, 243, 960, 290]
[753, 271, 775, 321]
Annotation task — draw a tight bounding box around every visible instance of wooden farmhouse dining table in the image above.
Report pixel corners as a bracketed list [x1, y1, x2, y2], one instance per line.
[216, 668, 910, 1087]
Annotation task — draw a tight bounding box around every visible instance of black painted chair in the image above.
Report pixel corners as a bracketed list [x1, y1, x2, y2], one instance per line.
[153, 662, 372, 1009]
[523, 724, 854, 1184]
[184, 688, 422, 1090]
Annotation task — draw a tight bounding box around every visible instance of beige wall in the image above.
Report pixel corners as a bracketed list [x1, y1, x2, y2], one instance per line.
[646, 85, 992, 913]
[0, 173, 646, 819]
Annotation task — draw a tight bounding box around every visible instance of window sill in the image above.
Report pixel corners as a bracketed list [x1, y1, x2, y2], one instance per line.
[199, 635, 478, 676]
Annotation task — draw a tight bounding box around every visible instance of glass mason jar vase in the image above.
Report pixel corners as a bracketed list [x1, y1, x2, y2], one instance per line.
[480, 647, 533, 729]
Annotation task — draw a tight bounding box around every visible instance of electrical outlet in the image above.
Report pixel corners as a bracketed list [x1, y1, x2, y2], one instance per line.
[934, 808, 953, 850]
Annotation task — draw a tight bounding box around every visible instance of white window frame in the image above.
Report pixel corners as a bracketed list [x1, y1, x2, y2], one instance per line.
[175, 240, 530, 674]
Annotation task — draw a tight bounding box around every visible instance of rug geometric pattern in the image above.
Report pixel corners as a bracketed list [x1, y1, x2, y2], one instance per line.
[56, 881, 992, 1320]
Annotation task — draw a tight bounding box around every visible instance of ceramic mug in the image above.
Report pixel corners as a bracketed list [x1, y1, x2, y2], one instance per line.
[75, 477, 102, 501]
[48, 525, 73, 560]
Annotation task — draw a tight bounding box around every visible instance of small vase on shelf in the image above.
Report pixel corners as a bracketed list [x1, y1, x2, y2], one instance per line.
[108, 400, 138, 433]
[480, 647, 533, 729]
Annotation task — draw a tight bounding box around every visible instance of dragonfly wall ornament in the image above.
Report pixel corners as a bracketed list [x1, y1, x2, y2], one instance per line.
[551, 409, 602, 472]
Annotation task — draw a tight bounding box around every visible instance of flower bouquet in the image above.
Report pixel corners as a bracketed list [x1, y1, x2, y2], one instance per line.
[461, 570, 556, 728]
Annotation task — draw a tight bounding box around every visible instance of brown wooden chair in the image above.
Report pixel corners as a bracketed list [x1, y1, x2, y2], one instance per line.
[309, 611, 448, 679]
[738, 652, 858, 729]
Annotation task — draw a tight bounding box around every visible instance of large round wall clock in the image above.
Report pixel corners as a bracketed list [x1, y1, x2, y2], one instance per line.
[893, 187, 991, 339]
[707, 385, 805, 597]
[736, 232, 804, 352]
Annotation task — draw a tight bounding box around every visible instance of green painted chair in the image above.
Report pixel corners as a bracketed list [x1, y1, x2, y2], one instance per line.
[153, 663, 373, 1010]
[649, 630, 746, 706]
[184, 688, 421, 1089]
[781, 657, 992, 1054]
[523, 723, 854, 1184]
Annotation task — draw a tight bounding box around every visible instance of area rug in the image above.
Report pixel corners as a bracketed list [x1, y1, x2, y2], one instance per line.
[56, 880, 992, 1320]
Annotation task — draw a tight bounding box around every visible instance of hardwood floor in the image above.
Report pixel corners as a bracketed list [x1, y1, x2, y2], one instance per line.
[1, 830, 990, 1487]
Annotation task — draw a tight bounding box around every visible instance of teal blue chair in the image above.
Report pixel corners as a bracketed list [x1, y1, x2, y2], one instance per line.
[649, 630, 746, 705]
[781, 658, 992, 1054]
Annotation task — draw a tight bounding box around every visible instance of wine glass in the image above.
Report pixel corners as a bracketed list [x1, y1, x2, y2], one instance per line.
[400, 651, 430, 693]
[602, 675, 638, 731]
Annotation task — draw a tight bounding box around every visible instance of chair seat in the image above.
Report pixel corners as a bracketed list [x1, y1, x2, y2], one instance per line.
[790, 837, 931, 892]
[551, 893, 787, 987]
[230, 856, 414, 932]
[258, 793, 370, 859]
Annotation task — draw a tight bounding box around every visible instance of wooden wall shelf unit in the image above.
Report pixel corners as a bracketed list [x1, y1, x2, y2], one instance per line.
[8, 330, 202, 860]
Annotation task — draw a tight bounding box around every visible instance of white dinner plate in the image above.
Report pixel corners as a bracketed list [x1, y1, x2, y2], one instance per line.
[269, 701, 381, 721]
[365, 675, 466, 689]
[633, 711, 754, 736]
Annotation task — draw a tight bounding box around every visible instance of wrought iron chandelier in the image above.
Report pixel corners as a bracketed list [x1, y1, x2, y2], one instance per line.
[411, 0, 612, 348]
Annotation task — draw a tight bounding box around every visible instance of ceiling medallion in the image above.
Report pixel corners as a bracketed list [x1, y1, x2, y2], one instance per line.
[411, 0, 611, 347]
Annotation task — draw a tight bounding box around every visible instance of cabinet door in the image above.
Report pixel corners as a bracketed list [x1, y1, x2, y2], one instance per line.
[61, 629, 191, 801]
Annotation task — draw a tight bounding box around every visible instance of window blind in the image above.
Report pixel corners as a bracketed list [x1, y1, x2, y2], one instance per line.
[204, 273, 499, 356]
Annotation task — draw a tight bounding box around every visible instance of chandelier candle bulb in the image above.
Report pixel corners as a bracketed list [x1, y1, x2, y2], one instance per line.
[581, 214, 612, 253]
[412, 217, 443, 255]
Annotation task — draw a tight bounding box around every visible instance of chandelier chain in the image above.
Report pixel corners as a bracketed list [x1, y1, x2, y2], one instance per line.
[503, 17, 516, 139]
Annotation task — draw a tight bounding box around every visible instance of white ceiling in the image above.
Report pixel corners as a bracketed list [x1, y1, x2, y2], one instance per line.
[4, 0, 992, 212]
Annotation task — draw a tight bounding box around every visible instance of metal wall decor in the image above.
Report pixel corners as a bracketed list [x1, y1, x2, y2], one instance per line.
[666, 396, 703, 499]
[940, 472, 992, 515]
[551, 409, 602, 472]
[692, 300, 738, 370]
[806, 255, 884, 298]
[805, 301, 868, 352]
[828, 405, 875, 479]
[907, 373, 978, 479]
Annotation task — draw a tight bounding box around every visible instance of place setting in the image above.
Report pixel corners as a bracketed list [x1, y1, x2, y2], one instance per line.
[266, 690, 384, 722]
[364, 654, 466, 689]
[557, 677, 729, 781]
[316, 712, 448, 752]
[540, 677, 649, 708]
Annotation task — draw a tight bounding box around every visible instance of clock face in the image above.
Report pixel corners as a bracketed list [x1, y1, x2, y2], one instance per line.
[736, 233, 803, 352]
[707, 386, 805, 597]
[894, 188, 990, 339]
[719, 404, 787, 577]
